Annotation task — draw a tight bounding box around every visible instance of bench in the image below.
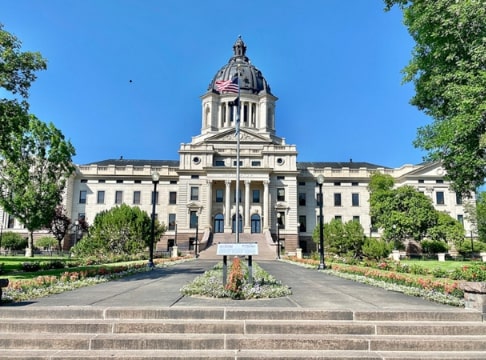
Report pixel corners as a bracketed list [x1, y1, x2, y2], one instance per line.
[0, 278, 9, 304]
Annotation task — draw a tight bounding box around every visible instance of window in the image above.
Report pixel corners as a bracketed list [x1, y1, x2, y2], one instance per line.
[299, 215, 307, 232]
[252, 189, 260, 203]
[169, 192, 177, 204]
[80, 179, 88, 183]
[78, 213, 86, 221]
[191, 175, 199, 179]
[97, 191, 105, 204]
[116, 179, 123, 184]
[190, 187, 199, 201]
[436, 179, 444, 184]
[316, 193, 323, 206]
[132, 191, 141, 204]
[251, 161, 261, 167]
[7, 215, 15, 228]
[298, 181, 306, 186]
[436, 191, 445, 205]
[79, 190, 87, 204]
[353, 216, 360, 222]
[277, 212, 285, 229]
[352, 193, 359, 207]
[334, 182, 341, 186]
[418, 179, 425, 184]
[115, 191, 123, 204]
[170, 180, 177, 184]
[299, 193, 306, 206]
[351, 182, 359, 186]
[215, 189, 224, 203]
[134, 180, 142, 184]
[151, 191, 159, 205]
[234, 190, 242, 203]
[335, 215, 342, 221]
[168, 213, 176, 230]
[277, 176, 285, 180]
[98, 179, 106, 183]
[277, 188, 285, 202]
[215, 160, 225, 167]
[233, 160, 243, 166]
[190, 211, 198, 229]
[456, 193, 463, 205]
[334, 193, 342, 207]
[457, 214, 464, 224]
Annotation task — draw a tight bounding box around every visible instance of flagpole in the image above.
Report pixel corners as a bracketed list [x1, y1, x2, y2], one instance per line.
[235, 65, 241, 243]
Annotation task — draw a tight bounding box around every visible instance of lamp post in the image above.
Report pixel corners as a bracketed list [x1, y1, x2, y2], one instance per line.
[316, 174, 325, 270]
[74, 220, 80, 246]
[195, 214, 199, 258]
[276, 213, 281, 259]
[149, 170, 160, 268]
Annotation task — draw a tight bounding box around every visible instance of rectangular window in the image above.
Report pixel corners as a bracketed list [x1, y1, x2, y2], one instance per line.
[456, 193, 463, 205]
[299, 215, 307, 232]
[134, 180, 142, 184]
[436, 191, 445, 205]
[79, 190, 87, 204]
[334, 193, 342, 207]
[98, 179, 106, 183]
[335, 215, 342, 221]
[169, 191, 177, 204]
[215, 189, 224, 203]
[351, 182, 359, 186]
[352, 193, 359, 207]
[316, 193, 323, 207]
[116, 179, 123, 184]
[418, 179, 425, 184]
[277, 188, 285, 202]
[334, 182, 341, 186]
[252, 189, 260, 203]
[251, 160, 261, 167]
[436, 179, 444, 184]
[353, 216, 360, 222]
[191, 175, 199, 179]
[190, 211, 198, 229]
[190, 187, 199, 201]
[170, 180, 177, 184]
[115, 191, 123, 204]
[299, 193, 306, 206]
[457, 214, 464, 224]
[168, 213, 176, 231]
[215, 160, 225, 167]
[233, 160, 243, 166]
[97, 190, 105, 204]
[80, 179, 88, 183]
[133, 191, 141, 205]
[277, 176, 285, 180]
[298, 181, 306, 186]
[7, 215, 15, 228]
[151, 191, 159, 205]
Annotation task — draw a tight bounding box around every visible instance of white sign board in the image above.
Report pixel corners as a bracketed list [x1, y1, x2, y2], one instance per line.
[216, 243, 259, 256]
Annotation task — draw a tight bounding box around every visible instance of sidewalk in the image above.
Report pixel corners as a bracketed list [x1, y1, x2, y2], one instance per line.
[13, 259, 461, 312]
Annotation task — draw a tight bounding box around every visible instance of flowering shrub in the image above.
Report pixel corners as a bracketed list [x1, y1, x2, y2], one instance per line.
[225, 257, 244, 298]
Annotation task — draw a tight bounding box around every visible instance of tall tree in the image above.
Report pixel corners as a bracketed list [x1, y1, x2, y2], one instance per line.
[0, 24, 47, 151]
[50, 205, 72, 252]
[0, 116, 75, 256]
[384, 1, 486, 193]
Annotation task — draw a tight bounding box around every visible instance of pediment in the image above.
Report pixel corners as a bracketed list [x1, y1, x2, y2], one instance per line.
[404, 162, 445, 177]
[205, 129, 271, 144]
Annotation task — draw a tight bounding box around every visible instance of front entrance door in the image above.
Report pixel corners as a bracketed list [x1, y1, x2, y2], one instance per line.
[251, 214, 261, 233]
[213, 213, 224, 233]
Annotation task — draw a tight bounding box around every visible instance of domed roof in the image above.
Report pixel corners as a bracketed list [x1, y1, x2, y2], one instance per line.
[208, 36, 272, 95]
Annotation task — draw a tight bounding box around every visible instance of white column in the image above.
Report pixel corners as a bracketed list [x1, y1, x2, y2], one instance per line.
[244, 180, 251, 231]
[207, 179, 212, 228]
[263, 180, 269, 230]
[225, 180, 231, 230]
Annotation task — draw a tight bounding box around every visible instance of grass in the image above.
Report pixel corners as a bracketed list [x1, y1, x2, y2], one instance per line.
[400, 259, 468, 271]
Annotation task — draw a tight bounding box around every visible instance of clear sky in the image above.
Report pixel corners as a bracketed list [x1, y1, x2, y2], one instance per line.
[1, 0, 431, 168]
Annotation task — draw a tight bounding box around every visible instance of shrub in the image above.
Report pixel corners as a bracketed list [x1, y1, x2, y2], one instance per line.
[22, 262, 41, 272]
[35, 236, 58, 250]
[1, 232, 28, 251]
[362, 238, 391, 260]
[421, 239, 449, 255]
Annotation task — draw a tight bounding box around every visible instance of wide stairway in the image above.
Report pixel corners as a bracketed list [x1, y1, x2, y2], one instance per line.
[1, 306, 486, 359]
[199, 232, 277, 260]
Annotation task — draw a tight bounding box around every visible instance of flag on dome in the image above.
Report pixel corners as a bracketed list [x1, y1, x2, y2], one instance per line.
[215, 76, 239, 93]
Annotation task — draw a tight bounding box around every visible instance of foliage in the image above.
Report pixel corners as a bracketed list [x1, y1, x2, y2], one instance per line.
[21, 262, 40, 272]
[421, 239, 449, 255]
[313, 219, 365, 258]
[49, 205, 71, 252]
[369, 172, 438, 241]
[1, 232, 27, 251]
[71, 204, 166, 261]
[427, 211, 465, 244]
[225, 256, 244, 298]
[362, 237, 392, 260]
[455, 239, 486, 256]
[384, 0, 486, 193]
[0, 115, 76, 257]
[180, 261, 292, 300]
[0, 23, 47, 151]
[465, 192, 486, 242]
[35, 236, 58, 250]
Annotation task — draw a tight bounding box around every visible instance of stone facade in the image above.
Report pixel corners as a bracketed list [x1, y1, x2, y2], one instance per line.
[0, 38, 474, 254]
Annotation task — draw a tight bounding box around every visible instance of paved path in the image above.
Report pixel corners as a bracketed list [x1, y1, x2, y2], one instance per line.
[11, 259, 460, 311]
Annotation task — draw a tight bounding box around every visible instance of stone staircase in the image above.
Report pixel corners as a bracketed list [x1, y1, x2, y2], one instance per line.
[1, 306, 486, 359]
[199, 232, 277, 260]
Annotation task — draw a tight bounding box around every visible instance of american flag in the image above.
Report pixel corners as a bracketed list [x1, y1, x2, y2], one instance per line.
[215, 77, 239, 93]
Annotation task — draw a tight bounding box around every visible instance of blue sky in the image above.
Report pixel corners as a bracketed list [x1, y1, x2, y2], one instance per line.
[1, 0, 431, 168]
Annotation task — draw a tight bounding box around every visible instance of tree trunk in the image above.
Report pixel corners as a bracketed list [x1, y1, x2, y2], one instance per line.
[25, 231, 34, 257]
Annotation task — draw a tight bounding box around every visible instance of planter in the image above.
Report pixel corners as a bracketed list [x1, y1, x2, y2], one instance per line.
[296, 248, 303, 259]
[391, 250, 401, 261]
[437, 253, 446, 262]
[480, 252, 486, 262]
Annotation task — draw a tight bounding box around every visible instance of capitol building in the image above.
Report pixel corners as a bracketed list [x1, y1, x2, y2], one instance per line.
[1, 37, 473, 255]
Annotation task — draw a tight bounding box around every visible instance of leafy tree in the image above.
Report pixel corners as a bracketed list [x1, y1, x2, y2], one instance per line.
[384, 1, 486, 193]
[369, 173, 438, 242]
[0, 116, 75, 257]
[465, 192, 486, 243]
[421, 239, 449, 255]
[72, 204, 166, 260]
[0, 24, 47, 151]
[427, 211, 465, 246]
[313, 219, 365, 258]
[362, 237, 392, 260]
[49, 205, 71, 252]
[35, 236, 57, 251]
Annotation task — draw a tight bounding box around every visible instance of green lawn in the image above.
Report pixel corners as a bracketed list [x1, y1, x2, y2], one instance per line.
[400, 259, 471, 271]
